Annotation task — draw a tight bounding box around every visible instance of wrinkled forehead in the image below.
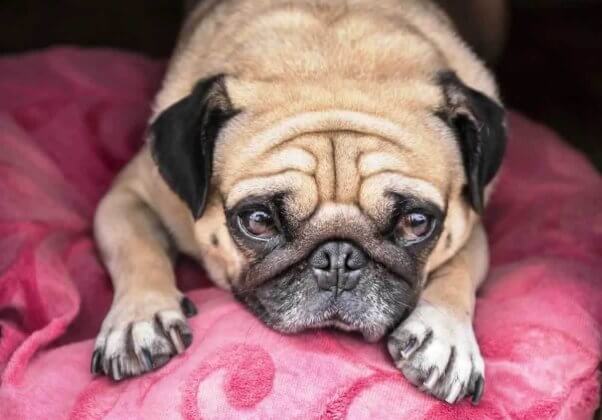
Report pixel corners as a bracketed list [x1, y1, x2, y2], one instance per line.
[218, 109, 460, 218]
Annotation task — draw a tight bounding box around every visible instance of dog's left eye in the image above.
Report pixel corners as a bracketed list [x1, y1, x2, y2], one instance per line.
[395, 211, 435, 244]
[238, 208, 278, 240]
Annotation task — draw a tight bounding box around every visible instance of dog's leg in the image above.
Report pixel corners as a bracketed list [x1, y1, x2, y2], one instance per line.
[388, 222, 489, 404]
[91, 168, 197, 380]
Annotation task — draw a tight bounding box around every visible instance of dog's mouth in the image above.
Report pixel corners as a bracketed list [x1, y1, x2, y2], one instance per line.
[311, 313, 376, 339]
[234, 241, 418, 342]
[236, 279, 415, 342]
[320, 300, 414, 340]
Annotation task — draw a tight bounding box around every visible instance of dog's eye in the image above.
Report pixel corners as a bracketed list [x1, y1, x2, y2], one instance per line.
[238, 208, 278, 240]
[395, 212, 434, 243]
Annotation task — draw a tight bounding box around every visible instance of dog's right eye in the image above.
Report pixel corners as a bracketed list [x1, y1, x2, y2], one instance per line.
[238, 208, 278, 240]
[394, 211, 436, 245]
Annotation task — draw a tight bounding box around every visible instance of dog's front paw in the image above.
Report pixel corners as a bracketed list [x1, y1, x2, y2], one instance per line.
[91, 292, 198, 380]
[387, 302, 484, 404]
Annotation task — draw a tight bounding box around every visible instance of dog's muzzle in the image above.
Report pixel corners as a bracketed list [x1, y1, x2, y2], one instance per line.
[310, 241, 367, 294]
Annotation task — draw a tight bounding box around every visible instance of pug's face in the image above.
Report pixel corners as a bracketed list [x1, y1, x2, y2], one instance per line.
[151, 72, 505, 341]
[226, 196, 441, 341]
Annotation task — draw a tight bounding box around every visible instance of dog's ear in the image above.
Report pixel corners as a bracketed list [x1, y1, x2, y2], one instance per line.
[437, 71, 506, 214]
[150, 75, 238, 219]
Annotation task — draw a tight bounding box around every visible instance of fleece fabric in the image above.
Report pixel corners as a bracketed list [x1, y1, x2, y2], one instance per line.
[0, 48, 600, 420]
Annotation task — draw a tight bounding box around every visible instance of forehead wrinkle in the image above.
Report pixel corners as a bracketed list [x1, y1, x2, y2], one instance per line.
[288, 133, 335, 202]
[332, 134, 359, 203]
[225, 170, 318, 211]
[330, 132, 411, 204]
[360, 171, 446, 209]
[358, 150, 412, 177]
[255, 144, 318, 176]
[362, 169, 440, 186]
[222, 137, 321, 197]
[226, 110, 416, 163]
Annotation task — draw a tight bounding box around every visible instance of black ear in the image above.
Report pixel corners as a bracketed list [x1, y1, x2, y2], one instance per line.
[437, 71, 506, 214]
[150, 75, 238, 219]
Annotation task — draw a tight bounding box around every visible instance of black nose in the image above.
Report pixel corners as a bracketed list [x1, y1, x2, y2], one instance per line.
[310, 241, 368, 293]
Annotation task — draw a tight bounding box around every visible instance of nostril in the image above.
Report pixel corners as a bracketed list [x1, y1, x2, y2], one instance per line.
[313, 257, 330, 270]
[311, 241, 367, 273]
[310, 248, 332, 271]
[345, 252, 367, 271]
[339, 243, 367, 271]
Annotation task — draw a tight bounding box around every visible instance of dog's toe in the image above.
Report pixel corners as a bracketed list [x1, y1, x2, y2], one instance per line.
[388, 301, 485, 404]
[92, 296, 196, 380]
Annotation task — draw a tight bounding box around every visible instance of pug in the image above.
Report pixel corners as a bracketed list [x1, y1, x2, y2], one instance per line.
[91, 0, 506, 405]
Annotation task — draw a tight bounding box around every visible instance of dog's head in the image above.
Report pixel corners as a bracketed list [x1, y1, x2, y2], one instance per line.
[150, 71, 505, 341]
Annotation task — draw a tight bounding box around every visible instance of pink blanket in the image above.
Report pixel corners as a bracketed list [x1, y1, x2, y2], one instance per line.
[0, 48, 600, 420]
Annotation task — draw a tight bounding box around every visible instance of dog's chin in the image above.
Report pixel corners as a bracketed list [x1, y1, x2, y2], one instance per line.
[234, 262, 417, 342]
[239, 294, 412, 342]
[307, 318, 389, 343]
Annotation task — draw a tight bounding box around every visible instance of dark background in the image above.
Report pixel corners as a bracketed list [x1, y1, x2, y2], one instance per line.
[1, 0, 601, 169]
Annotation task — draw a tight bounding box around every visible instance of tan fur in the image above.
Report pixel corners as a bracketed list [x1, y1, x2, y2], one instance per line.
[145, 0, 496, 286]
[94, 0, 501, 397]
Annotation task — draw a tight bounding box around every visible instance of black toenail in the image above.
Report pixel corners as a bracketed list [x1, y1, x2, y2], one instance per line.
[174, 323, 193, 348]
[141, 348, 153, 371]
[471, 375, 484, 405]
[91, 349, 103, 375]
[180, 297, 198, 317]
[111, 358, 121, 381]
[180, 329, 193, 348]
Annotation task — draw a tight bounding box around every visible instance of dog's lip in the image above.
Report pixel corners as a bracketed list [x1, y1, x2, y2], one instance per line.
[311, 317, 384, 342]
[322, 307, 361, 329]
[314, 317, 359, 332]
